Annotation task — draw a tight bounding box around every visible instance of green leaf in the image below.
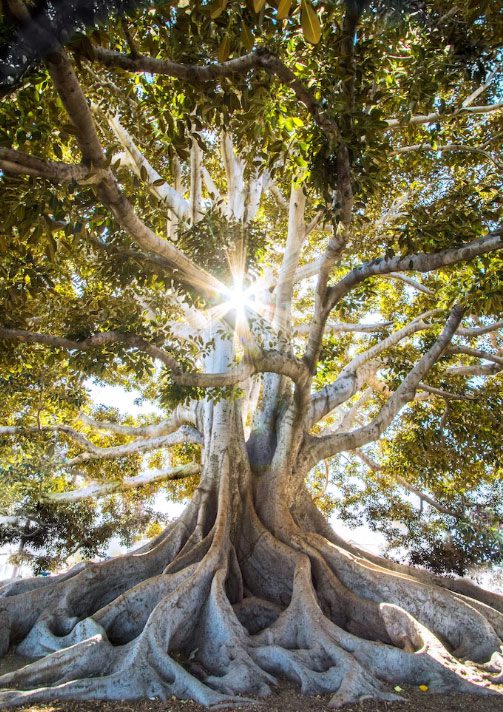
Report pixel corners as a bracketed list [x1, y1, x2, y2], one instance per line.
[253, 0, 266, 13]
[240, 24, 254, 51]
[277, 0, 293, 20]
[217, 35, 231, 63]
[208, 0, 227, 19]
[140, 165, 148, 182]
[301, 0, 321, 45]
[152, 178, 166, 186]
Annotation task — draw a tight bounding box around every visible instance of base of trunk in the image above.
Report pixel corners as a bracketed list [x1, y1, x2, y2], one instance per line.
[0, 473, 502, 709]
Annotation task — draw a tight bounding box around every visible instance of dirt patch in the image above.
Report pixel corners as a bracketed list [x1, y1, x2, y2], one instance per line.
[0, 682, 502, 712]
[2, 651, 502, 711]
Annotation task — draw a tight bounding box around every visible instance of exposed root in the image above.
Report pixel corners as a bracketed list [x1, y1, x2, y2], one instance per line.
[296, 492, 503, 614]
[0, 481, 502, 709]
[305, 531, 501, 662]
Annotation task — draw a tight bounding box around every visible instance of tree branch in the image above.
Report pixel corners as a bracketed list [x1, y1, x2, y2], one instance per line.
[78, 403, 198, 438]
[269, 181, 289, 210]
[326, 229, 502, 313]
[381, 272, 434, 295]
[0, 327, 307, 389]
[274, 185, 306, 332]
[395, 143, 502, 169]
[334, 388, 373, 433]
[457, 321, 503, 337]
[444, 363, 502, 377]
[257, 52, 340, 142]
[86, 46, 341, 143]
[67, 426, 202, 466]
[0, 421, 202, 463]
[0, 327, 181, 371]
[0, 423, 99, 452]
[104, 113, 190, 220]
[309, 316, 435, 425]
[354, 450, 460, 518]
[447, 345, 503, 367]
[176, 350, 309, 389]
[295, 320, 392, 335]
[306, 306, 464, 464]
[461, 67, 500, 108]
[44, 48, 223, 298]
[0, 147, 96, 183]
[87, 46, 262, 81]
[189, 136, 203, 224]
[46, 462, 201, 503]
[385, 103, 503, 129]
[417, 383, 474, 401]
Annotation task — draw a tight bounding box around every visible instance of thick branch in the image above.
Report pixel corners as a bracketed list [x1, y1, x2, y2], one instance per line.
[44, 48, 222, 298]
[46, 463, 200, 502]
[308, 362, 377, 428]
[78, 404, 197, 438]
[0, 327, 180, 371]
[326, 229, 502, 312]
[309, 317, 435, 425]
[176, 350, 309, 389]
[292, 257, 324, 283]
[307, 306, 464, 464]
[0, 327, 307, 390]
[293, 258, 435, 297]
[0, 148, 96, 183]
[385, 103, 503, 129]
[447, 345, 503, 366]
[67, 426, 202, 466]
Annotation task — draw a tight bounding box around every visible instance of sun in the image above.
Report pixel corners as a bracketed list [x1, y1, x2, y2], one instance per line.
[202, 271, 273, 342]
[222, 280, 254, 317]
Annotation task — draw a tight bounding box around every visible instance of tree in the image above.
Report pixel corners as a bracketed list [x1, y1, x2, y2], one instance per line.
[320, 377, 503, 576]
[0, 0, 502, 707]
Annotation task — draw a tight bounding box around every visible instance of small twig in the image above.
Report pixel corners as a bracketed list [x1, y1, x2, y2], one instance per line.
[121, 18, 139, 59]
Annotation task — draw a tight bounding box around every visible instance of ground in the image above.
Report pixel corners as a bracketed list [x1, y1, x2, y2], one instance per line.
[1, 684, 503, 712]
[2, 653, 503, 712]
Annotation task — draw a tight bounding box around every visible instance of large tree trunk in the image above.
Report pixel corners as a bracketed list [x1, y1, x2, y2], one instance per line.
[0, 393, 502, 708]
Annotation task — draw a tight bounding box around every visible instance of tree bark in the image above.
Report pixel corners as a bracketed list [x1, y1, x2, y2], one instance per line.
[0, 9, 502, 707]
[0, 391, 502, 709]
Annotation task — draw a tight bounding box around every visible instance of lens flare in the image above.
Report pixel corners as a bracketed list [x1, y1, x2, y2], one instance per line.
[222, 280, 254, 317]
